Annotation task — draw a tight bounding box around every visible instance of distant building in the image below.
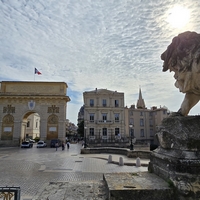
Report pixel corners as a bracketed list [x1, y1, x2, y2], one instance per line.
[83, 88, 127, 146]
[25, 113, 40, 140]
[127, 88, 169, 144]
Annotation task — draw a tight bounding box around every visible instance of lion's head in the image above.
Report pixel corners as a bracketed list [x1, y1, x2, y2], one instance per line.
[161, 31, 200, 116]
[161, 31, 200, 73]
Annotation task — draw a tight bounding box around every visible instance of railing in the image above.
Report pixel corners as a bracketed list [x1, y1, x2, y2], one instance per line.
[87, 135, 129, 145]
[97, 120, 113, 124]
[0, 187, 21, 200]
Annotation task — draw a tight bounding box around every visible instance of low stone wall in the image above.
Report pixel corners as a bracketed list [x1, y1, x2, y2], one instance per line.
[81, 147, 150, 159]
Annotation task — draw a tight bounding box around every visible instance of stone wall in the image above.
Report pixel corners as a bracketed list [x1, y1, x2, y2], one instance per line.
[81, 147, 150, 159]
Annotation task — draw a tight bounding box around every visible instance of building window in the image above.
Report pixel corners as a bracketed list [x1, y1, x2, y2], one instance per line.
[130, 118, 134, 126]
[103, 128, 107, 136]
[115, 128, 119, 136]
[140, 129, 144, 137]
[27, 121, 30, 127]
[89, 113, 94, 122]
[130, 111, 133, 116]
[163, 110, 167, 115]
[140, 119, 144, 126]
[102, 99, 106, 107]
[90, 99, 94, 107]
[149, 119, 153, 126]
[149, 112, 153, 116]
[150, 129, 154, 137]
[140, 112, 143, 116]
[36, 121, 38, 128]
[115, 100, 119, 107]
[115, 113, 119, 122]
[102, 113, 107, 121]
[90, 128, 94, 136]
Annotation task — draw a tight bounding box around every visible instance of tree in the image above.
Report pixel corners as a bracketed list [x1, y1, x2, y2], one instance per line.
[77, 120, 84, 137]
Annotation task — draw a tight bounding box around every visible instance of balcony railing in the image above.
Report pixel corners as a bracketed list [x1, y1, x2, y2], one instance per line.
[86, 135, 129, 145]
[97, 120, 113, 124]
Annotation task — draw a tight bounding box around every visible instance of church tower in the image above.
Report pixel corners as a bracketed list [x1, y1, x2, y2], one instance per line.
[136, 88, 146, 109]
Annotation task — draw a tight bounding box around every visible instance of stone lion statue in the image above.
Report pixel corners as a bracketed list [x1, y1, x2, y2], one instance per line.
[161, 31, 200, 116]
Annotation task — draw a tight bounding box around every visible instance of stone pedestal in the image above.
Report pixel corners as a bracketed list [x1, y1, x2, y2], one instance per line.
[148, 115, 200, 199]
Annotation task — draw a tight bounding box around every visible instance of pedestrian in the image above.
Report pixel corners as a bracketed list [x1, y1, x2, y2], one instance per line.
[62, 142, 65, 150]
[67, 141, 70, 149]
[82, 140, 85, 147]
[55, 142, 58, 151]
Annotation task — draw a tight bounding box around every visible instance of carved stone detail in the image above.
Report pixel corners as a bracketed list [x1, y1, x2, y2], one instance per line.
[48, 114, 58, 124]
[47, 105, 59, 113]
[3, 105, 15, 114]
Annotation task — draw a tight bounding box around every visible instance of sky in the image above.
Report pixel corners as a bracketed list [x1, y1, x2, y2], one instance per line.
[1, 0, 200, 125]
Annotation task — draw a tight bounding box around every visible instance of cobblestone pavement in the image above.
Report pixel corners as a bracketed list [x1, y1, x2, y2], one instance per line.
[0, 144, 148, 199]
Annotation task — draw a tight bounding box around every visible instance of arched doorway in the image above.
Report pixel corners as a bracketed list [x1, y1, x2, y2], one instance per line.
[21, 112, 41, 142]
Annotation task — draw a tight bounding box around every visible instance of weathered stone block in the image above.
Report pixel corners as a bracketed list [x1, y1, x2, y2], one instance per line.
[149, 115, 200, 199]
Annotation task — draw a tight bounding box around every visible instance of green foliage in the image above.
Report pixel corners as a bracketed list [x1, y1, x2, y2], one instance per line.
[77, 120, 84, 137]
[34, 137, 40, 142]
[167, 179, 174, 188]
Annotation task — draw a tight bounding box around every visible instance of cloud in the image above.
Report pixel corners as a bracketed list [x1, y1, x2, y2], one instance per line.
[1, 0, 200, 123]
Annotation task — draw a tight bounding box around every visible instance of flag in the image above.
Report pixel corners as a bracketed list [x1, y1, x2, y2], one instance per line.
[35, 68, 42, 75]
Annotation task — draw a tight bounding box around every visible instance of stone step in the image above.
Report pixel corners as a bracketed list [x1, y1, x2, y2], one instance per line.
[103, 172, 174, 200]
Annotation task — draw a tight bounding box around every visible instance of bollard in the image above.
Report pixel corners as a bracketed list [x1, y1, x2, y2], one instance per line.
[136, 157, 141, 167]
[119, 157, 124, 166]
[108, 155, 112, 163]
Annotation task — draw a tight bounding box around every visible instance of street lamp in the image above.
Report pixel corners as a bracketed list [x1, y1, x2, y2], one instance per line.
[84, 126, 87, 148]
[129, 124, 133, 150]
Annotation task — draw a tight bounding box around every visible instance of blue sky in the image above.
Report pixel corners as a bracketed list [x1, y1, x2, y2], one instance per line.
[1, 0, 200, 125]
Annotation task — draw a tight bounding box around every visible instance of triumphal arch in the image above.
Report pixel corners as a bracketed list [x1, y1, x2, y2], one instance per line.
[0, 81, 70, 147]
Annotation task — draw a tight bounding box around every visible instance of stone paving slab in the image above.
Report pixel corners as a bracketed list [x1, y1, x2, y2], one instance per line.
[0, 145, 150, 199]
[33, 180, 107, 200]
[103, 172, 174, 200]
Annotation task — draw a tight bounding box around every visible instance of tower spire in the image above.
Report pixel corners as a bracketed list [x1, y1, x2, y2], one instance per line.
[136, 88, 146, 109]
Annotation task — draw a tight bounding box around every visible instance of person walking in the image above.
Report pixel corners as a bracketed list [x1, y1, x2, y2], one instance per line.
[66, 141, 70, 149]
[62, 142, 65, 150]
[55, 142, 58, 151]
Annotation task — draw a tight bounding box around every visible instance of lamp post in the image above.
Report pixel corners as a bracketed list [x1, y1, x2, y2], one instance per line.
[84, 126, 87, 148]
[129, 124, 133, 150]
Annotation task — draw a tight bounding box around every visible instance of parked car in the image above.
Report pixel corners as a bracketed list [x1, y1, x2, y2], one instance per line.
[50, 139, 61, 148]
[37, 141, 47, 148]
[21, 141, 33, 148]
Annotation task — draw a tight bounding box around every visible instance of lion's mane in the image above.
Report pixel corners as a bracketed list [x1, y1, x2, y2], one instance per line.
[161, 31, 200, 73]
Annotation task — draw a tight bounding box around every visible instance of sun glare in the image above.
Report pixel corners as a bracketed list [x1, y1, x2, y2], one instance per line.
[167, 5, 190, 29]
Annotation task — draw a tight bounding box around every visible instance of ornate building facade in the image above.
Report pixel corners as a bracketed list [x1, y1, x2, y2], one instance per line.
[0, 81, 70, 147]
[83, 88, 127, 145]
[127, 88, 169, 144]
